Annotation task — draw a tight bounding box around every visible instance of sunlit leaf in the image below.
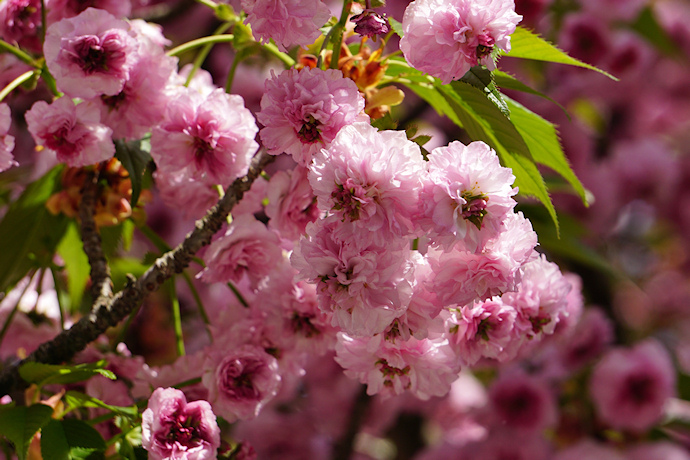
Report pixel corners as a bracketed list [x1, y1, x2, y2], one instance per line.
[56, 222, 89, 311]
[504, 26, 617, 80]
[19, 361, 116, 386]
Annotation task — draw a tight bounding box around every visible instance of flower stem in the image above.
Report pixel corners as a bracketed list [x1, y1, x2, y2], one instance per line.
[330, 0, 353, 70]
[227, 281, 249, 308]
[166, 33, 234, 58]
[0, 70, 36, 103]
[194, 0, 218, 9]
[167, 280, 186, 357]
[0, 40, 38, 67]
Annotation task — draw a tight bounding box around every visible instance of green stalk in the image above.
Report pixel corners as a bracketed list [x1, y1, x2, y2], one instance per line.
[0, 39, 38, 67]
[195, 0, 218, 8]
[0, 270, 36, 348]
[181, 271, 212, 340]
[262, 42, 296, 67]
[167, 280, 186, 357]
[166, 33, 234, 58]
[329, 0, 353, 70]
[0, 70, 36, 103]
[227, 281, 249, 308]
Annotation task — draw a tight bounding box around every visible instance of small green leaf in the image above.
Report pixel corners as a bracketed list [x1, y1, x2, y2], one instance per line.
[504, 26, 617, 80]
[388, 18, 403, 38]
[459, 66, 509, 117]
[41, 419, 106, 460]
[114, 138, 151, 208]
[0, 404, 53, 460]
[0, 165, 69, 293]
[19, 361, 116, 387]
[64, 391, 139, 418]
[505, 97, 587, 205]
[56, 222, 89, 310]
[214, 3, 236, 22]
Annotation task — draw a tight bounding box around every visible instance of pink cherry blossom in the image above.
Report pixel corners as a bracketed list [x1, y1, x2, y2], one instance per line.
[0, 0, 43, 52]
[257, 67, 367, 166]
[44, 8, 138, 99]
[291, 218, 413, 337]
[150, 88, 259, 187]
[445, 297, 519, 365]
[142, 387, 220, 460]
[0, 103, 17, 172]
[502, 253, 571, 340]
[153, 169, 220, 221]
[309, 122, 426, 244]
[25, 97, 114, 167]
[418, 140, 518, 252]
[335, 333, 460, 399]
[202, 344, 281, 422]
[488, 369, 557, 431]
[241, 0, 331, 52]
[47, 0, 132, 23]
[265, 166, 320, 240]
[590, 339, 676, 432]
[400, 0, 522, 84]
[198, 215, 283, 289]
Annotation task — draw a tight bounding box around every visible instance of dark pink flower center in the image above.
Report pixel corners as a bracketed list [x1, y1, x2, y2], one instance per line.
[476, 32, 496, 59]
[298, 117, 321, 144]
[623, 373, 656, 405]
[157, 408, 209, 451]
[331, 179, 370, 221]
[461, 190, 488, 229]
[291, 312, 320, 338]
[220, 358, 264, 401]
[66, 31, 128, 75]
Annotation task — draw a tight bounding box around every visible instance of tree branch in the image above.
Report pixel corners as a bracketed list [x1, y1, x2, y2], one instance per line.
[0, 150, 274, 397]
[79, 169, 113, 304]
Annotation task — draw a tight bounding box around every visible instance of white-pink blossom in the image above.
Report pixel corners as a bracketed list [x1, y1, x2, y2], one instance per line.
[198, 215, 283, 289]
[257, 67, 367, 165]
[418, 140, 517, 253]
[241, 0, 331, 52]
[154, 169, 220, 221]
[0, 103, 17, 172]
[44, 8, 138, 99]
[202, 344, 281, 422]
[309, 122, 426, 244]
[150, 88, 259, 187]
[590, 339, 676, 432]
[335, 333, 460, 399]
[400, 0, 522, 84]
[291, 218, 413, 337]
[142, 387, 220, 460]
[25, 97, 114, 167]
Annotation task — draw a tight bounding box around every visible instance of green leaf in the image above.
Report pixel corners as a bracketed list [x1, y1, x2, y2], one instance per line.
[492, 70, 568, 117]
[19, 361, 116, 387]
[0, 404, 53, 460]
[505, 97, 587, 205]
[504, 26, 617, 80]
[388, 18, 403, 38]
[64, 391, 138, 418]
[459, 66, 509, 117]
[56, 222, 89, 311]
[631, 7, 682, 57]
[114, 138, 151, 208]
[41, 419, 106, 460]
[0, 165, 69, 293]
[109, 257, 148, 291]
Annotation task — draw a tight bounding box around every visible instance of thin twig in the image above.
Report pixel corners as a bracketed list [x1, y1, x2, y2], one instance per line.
[332, 385, 370, 460]
[0, 150, 274, 396]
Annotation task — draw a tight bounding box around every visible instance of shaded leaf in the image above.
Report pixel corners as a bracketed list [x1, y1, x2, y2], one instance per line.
[459, 66, 509, 117]
[505, 97, 587, 205]
[114, 138, 151, 208]
[41, 419, 106, 460]
[504, 26, 617, 80]
[0, 165, 68, 293]
[0, 404, 53, 460]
